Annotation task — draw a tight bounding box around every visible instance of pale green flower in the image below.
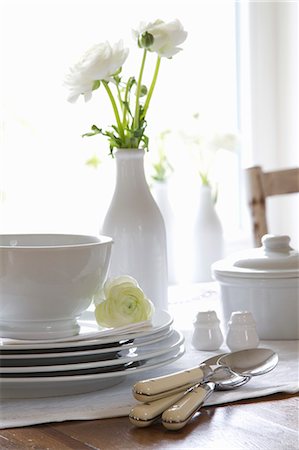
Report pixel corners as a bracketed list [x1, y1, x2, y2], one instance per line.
[95, 276, 154, 328]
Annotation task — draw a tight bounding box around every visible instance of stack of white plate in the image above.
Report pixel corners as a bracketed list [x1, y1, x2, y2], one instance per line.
[0, 310, 185, 399]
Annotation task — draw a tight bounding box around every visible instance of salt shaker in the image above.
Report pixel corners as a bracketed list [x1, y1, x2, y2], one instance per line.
[226, 311, 259, 351]
[191, 310, 223, 351]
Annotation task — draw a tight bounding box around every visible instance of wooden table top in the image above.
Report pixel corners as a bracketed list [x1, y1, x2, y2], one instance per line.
[1, 392, 298, 449]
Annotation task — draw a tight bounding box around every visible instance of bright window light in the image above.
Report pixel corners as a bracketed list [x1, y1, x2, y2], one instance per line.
[0, 0, 240, 244]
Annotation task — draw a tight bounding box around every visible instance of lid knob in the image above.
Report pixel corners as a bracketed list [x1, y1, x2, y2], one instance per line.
[262, 234, 292, 253]
[194, 310, 220, 324]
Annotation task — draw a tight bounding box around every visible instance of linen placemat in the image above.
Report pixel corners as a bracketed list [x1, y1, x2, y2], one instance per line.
[1, 338, 298, 429]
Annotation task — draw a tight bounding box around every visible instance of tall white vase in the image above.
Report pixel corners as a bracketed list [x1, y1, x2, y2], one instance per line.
[191, 185, 224, 282]
[101, 149, 168, 310]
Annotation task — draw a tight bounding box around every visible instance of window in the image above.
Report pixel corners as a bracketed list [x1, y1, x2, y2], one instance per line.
[0, 0, 240, 239]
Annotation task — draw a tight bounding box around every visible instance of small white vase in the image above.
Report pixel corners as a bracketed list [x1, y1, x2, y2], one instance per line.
[151, 180, 177, 284]
[101, 149, 168, 310]
[192, 185, 224, 282]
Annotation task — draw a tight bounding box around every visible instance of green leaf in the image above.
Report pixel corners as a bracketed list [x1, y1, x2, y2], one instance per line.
[86, 155, 101, 168]
[133, 128, 144, 138]
[82, 124, 102, 138]
[91, 125, 101, 132]
[111, 125, 120, 134]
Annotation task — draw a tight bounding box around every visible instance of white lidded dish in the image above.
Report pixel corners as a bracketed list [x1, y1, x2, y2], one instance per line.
[212, 235, 299, 339]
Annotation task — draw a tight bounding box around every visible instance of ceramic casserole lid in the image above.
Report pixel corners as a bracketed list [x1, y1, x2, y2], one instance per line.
[212, 235, 299, 279]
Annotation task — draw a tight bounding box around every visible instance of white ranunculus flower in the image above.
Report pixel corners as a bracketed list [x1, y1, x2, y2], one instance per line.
[95, 276, 154, 328]
[66, 19, 187, 152]
[133, 19, 187, 58]
[65, 40, 129, 103]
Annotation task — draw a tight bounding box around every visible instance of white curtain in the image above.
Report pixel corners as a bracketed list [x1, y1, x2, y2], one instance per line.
[239, 1, 299, 248]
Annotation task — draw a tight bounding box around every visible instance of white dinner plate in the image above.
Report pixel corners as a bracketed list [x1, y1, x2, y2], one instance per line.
[0, 329, 174, 366]
[0, 345, 185, 399]
[0, 330, 184, 375]
[0, 309, 172, 351]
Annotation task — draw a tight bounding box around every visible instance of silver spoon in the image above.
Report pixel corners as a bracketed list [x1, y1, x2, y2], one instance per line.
[130, 354, 248, 427]
[161, 348, 278, 430]
[218, 348, 279, 378]
[130, 348, 278, 429]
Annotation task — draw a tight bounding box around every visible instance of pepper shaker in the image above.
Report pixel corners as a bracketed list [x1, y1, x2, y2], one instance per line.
[226, 311, 259, 351]
[191, 310, 223, 351]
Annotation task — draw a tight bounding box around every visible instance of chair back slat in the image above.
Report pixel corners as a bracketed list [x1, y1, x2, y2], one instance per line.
[245, 166, 299, 247]
[262, 168, 299, 196]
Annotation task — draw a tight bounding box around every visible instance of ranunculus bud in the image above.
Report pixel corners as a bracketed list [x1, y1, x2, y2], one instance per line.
[140, 85, 148, 97]
[133, 19, 187, 58]
[139, 31, 154, 49]
[92, 80, 101, 91]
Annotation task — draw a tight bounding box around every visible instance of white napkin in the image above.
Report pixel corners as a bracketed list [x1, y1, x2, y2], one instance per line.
[1, 339, 298, 429]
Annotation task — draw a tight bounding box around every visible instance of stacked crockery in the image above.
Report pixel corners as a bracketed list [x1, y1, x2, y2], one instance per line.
[0, 234, 184, 399]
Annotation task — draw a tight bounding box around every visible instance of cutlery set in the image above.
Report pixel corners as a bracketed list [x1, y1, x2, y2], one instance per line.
[129, 348, 278, 430]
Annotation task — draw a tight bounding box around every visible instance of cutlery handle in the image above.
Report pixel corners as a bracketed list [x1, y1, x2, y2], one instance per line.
[162, 382, 215, 431]
[133, 382, 197, 403]
[132, 364, 211, 398]
[129, 390, 188, 427]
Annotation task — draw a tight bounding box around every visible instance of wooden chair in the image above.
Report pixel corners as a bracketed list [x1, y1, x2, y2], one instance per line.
[245, 166, 299, 246]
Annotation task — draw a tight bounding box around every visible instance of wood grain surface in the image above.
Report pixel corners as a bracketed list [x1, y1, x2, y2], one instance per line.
[1, 393, 298, 449]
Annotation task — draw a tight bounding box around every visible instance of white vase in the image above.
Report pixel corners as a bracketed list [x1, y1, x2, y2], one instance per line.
[191, 185, 224, 282]
[151, 180, 177, 284]
[101, 149, 168, 310]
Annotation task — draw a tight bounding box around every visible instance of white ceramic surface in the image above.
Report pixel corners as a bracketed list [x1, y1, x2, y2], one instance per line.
[212, 234, 299, 339]
[0, 345, 185, 399]
[0, 309, 172, 351]
[192, 185, 224, 282]
[0, 234, 113, 340]
[191, 310, 224, 351]
[226, 311, 260, 351]
[151, 180, 178, 284]
[0, 330, 174, 363]
[101, 149, 168, 310]
[0, 330, 184, 375]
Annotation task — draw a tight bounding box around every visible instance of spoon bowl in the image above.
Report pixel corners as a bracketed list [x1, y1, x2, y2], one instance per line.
[208, 365, 250, 390]
[218, 348, 279, 377]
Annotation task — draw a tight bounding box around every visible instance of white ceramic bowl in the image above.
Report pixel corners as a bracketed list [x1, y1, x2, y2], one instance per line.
[0, 234, 113, 339]
[212, 235, 299, 340]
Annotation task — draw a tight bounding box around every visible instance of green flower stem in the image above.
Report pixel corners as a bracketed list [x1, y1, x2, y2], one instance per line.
[116, 83, 123, 112]
[122, 80, 131, 130]
[102, 81, 125, 141]
[142, 55, 161, 120]
[199, 171, 211, 187]
[133, 49, 147, 130]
